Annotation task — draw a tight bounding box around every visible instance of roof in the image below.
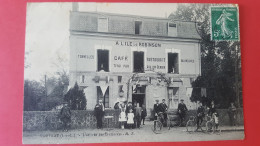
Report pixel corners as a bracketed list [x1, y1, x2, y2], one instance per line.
[70, 11, 201, 40]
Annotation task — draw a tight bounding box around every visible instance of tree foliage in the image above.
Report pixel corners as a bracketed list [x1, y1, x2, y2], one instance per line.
[64, 82, 87, 110]
[170, 4, 242, 108]
[24, 80, 45, 111]
[24, 72, 69, 111]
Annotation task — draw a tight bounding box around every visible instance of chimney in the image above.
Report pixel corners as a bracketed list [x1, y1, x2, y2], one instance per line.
[72, 2, 79, 11]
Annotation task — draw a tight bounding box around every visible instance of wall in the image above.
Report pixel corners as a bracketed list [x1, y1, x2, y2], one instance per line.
[23, 109, 243, 131]
[23, 109, 120, 131]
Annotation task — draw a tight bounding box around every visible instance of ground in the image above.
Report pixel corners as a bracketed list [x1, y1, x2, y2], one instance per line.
[23, 121, 244, 144]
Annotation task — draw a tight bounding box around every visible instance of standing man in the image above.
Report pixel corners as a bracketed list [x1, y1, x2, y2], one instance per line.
[177, 99, 188, 126]
[159, 99, 168, 126]
[60, 102, 71, 132]
[94, 99, 105, 129]
[228, 102, 237, 126]
[135, 103, 142, 128]
[141, 104, 147, 125]
[153, 99, 160, 129]
[196, 101, 205, 131]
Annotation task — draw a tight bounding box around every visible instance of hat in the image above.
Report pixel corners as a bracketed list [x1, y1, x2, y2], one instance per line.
[180, 99, 184, 101]
[162, 99, 165, 101]
[155, 99, 159, 102]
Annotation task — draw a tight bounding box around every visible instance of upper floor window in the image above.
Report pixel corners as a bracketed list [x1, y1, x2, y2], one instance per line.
[135, 21, 142, 34]
[168, 22, 177, 37]
[97, 49, 109, 72]
[133, 51, 144, 73]
[168, 53, 179, 74]
[98, 17, 108, 32]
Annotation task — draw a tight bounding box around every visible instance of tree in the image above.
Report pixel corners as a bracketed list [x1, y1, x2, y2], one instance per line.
[170, 4, 242, 108]
[24, 80, 45, 111]
[64, 82, 87, 110]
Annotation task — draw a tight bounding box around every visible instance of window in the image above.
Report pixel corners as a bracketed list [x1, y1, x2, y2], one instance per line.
[118, 76, 122, 83]
[119, 85, 123, 92]
[81, 75, 85, 83]
[168, 22, 177, 37]
[97, 49, 109, 72]
[168, 53, 179, 74]
[135, 21, 142, 34]
[98, 17, 108, 32]
[97, 86, 109, 108]
[133, 51, 144, 73]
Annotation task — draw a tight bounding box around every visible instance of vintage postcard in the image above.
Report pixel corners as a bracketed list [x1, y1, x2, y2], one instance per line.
[23, 3, 244, 144]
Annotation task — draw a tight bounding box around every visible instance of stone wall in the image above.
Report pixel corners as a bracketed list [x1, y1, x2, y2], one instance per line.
[23, 109, 120, 131]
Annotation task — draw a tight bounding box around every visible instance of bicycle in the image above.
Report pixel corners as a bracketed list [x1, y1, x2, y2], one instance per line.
[205, 114, 221, 134]
[186, 114, 221, 134]
[186, 115, 207, 133]
[152, 112, 167, 134]
[167, 112, 181, 130]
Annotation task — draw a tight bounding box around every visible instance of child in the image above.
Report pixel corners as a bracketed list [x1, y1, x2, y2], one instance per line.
[119, 103, 127, 129]
[127, 109, 134, 129]
[213, 112, 219, 130]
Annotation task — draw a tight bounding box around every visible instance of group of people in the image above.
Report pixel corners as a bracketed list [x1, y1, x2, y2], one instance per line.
[116, 101, 147, 129]
[93, 100, 147, 130]
[195, 101, 237, 131]
[59, 99, 238, 132]
[153, 99, 168, 127]
[195, 101, 220, 131]
[153, 99, 188, 127]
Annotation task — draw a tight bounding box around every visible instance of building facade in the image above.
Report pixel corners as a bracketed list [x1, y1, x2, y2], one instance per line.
[69, 8, 201, 114]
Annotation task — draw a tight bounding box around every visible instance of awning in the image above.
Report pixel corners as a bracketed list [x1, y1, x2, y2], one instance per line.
[170, 77, 183, 82]
[169, 77, 183, 87]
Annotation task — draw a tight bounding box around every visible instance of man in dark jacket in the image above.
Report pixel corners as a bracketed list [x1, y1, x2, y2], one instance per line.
[141, 104, 147, 125]
[94, 99, 105, 129]
[60, 102, 71, 132]
[196, 101, 205, 131]
[177, 99, 188, 126]
[153, 99, 160, 129]
[159, 99, 168, 126]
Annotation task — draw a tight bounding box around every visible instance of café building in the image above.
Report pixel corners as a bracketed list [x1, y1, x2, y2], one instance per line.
[69, 6, 201, 114]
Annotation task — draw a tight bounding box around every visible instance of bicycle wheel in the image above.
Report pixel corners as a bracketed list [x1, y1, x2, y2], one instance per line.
[186, 120, 196, 132]
[206, 121, 213, 132]
[152, 121, 163, 133]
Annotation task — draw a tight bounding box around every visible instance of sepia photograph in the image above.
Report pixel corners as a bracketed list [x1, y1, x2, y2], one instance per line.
[23, 2, 244, 144]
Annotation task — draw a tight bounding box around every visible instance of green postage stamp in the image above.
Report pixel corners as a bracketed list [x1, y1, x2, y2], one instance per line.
[210, 6, 239, 41]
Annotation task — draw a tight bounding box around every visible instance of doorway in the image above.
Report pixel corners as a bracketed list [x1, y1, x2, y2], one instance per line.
[132, 85, 146, 107]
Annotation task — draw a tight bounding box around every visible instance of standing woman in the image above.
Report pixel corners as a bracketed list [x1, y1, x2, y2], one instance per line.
[94, 99, 105, 129]
[119, 103, 127, 129]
